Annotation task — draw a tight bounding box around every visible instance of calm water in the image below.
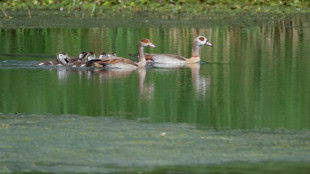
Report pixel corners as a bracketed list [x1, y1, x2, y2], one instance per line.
[0, 11, 310, 173]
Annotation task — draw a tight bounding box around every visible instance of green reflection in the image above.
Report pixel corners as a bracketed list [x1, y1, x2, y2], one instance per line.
[0, 14, 309, 130]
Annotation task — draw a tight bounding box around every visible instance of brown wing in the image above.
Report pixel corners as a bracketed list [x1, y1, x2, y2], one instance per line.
[69, 58, 79, 63]
[144, 54, 154, 61]
[128, 53, 154, 61]
[36, 60, 50, 65]
[36, 60, 60, 66]
[69, 61, 87, 67]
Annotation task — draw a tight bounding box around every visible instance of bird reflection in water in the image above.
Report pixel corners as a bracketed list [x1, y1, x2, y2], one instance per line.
[137, 68, 154, 100]
[54, 67, 154, 100]
[54, 63, 208, 100]
[55, 68, 69, 80]
[153, 63, 211, 98]
[187, 63, 211, 99]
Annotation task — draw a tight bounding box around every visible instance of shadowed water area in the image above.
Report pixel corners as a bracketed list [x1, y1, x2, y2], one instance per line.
[0, 10, 310, 173]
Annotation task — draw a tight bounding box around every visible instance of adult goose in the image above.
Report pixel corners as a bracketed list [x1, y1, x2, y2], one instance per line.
[90, 38, 155, 69]
[145, 36, 212, 64]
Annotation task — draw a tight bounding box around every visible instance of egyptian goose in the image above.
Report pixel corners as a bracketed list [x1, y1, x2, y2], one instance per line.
[90, 38, 155, 69]
[145, 36, 212, 64]
[68, 51, 87, 63]
[68, 52, 96, 67]
[36, 52, 70, 66]
[107, 52, 117, 58]
[98, 52, 108, 59]
[98, 52, 117, 59]
[36, 59, 61, 66]
[77, 52, 96, 62]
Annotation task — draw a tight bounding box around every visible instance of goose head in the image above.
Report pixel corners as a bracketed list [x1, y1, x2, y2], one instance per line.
[195, 36, 213, 47]
[107, 52, 117, 58]
[56, 52, 70, 65]
[78, 51, 87, 59]
[99, 52, 108, 59]
[85, 52, 96, 62]
[139, 38, 156, 48]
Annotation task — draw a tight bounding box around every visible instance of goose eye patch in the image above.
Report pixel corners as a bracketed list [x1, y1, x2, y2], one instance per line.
[199, 37, 205, 41]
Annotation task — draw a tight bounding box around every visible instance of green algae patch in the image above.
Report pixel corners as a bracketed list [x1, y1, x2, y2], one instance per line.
[147, 162, 310, 174]
[0, 114, 309, 173]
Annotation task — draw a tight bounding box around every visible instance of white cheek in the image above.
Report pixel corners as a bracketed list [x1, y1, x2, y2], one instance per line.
[198, 41, 205, 46]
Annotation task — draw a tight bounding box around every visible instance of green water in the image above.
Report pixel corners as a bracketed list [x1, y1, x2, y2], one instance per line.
[0, 11, 310, 173]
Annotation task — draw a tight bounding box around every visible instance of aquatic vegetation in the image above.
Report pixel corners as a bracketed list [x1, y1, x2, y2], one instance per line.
[0, 114, 309, 173]
[1, 0, 309, 15]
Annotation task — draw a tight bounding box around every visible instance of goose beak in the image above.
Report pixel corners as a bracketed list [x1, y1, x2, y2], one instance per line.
[149, 42, 156, 48]
[205, 41, 213, 47]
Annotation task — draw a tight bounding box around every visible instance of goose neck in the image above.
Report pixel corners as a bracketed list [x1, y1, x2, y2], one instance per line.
[137, 44, 145, 62]
[191, 43, 200, 58]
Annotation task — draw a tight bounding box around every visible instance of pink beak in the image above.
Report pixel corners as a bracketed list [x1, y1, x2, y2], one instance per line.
[205, 41, 213, 47]
[149, 43, 156, 48]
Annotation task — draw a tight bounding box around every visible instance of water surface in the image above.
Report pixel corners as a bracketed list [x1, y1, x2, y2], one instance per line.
[0, 11, 310, 173]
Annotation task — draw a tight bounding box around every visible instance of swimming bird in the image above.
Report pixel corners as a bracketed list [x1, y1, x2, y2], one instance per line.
[76, 52, 96, 62]
[89, 38, 155, 69]
[98, 52, 108, 59]
[68, 51, 87, 63]
[68, 52, 96, 67]
[36, 52, 70, 66]
[140, 36, 212, 64]
[98, 52, 117, 59]
[107, 52, 117, 58]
